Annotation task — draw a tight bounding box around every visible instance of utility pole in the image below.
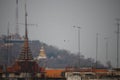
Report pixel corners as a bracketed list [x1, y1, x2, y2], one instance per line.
[5, 22, 10, 79]
[104, 37, 108, 67]
[116, 18, 120, 68]
[16, 0, 19, 35]
[7, 22, 10, 39]
[7, 22, 10, 65]
[73, 26, 81, 68]
[96, 33, 99, 68]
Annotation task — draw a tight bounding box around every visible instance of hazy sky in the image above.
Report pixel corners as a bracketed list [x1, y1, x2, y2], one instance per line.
[0, 0, 120, 67]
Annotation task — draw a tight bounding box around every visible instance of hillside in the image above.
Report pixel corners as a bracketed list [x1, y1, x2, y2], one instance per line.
[0, 34, 108, 68]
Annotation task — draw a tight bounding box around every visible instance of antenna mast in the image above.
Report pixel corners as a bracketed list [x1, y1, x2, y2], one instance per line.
[7, 22, 10, 38]
[73, 26, 81, 68]
[16, 0, 19, 34]
[116, 18, 120, 68]
[104, 37, 108, 67]
[96, 33, 99, 68]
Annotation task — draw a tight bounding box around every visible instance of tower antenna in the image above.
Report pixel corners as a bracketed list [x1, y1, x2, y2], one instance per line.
[7, 22, 10, 38]
[104, 37, 109, 67]
[73, 26, 81, 68]
[116, 18, 120, 68]
[96, 33, 99, 68]
[16, 0, 19, 35]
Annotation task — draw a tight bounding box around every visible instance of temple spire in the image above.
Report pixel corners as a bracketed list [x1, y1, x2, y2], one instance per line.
[18, 0, 33, 60]
[25, 0, 28, 39]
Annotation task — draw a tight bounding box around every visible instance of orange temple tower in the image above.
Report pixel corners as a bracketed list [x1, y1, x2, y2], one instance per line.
[3, 1, 45, 79]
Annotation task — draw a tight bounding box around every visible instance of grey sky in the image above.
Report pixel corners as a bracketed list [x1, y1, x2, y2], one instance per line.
[0, 0, 120, 67]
